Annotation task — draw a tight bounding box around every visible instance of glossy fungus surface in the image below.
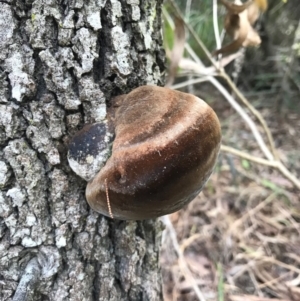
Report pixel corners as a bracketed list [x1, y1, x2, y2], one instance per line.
[85, 86, 221, 220]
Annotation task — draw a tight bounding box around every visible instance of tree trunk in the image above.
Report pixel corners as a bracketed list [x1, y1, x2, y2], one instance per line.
[0, 1, 165, 300]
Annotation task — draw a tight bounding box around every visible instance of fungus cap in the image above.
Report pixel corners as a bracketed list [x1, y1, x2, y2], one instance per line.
[81, 86, 221, 220]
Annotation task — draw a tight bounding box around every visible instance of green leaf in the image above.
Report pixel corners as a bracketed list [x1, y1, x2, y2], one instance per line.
[261, 179, 280, 192]
[241, 159, 250, 170]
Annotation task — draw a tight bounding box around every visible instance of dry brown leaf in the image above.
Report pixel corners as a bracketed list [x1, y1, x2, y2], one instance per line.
[213, 0, 266, 56]
[165, 17, 185, 87]
[243, 26, 261, 47]
[247, 1, 261, 24]
[219, 0, 253, 14]
[214, 4, 250, 56]
[255, 0, 268, 11]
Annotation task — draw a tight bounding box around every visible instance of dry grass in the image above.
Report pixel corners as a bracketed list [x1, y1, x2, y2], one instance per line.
[160, 93, 300, 301]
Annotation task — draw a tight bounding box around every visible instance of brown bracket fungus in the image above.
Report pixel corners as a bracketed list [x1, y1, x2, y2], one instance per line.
[68, 86, 221, 220]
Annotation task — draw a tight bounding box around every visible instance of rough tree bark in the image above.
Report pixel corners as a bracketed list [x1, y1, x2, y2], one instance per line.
[0, 0, 165, 300]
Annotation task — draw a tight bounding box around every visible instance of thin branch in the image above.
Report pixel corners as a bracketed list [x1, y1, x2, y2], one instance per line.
[213, 0, 221, 50]
[164, 3, 300, 190]
[162, 216, 207, 301]
[171, 76, 210, 90]
[221, 145, 300, 189]
[164, 7, 274, 161]
[184, 0, 194, 94]
[229, 193, 276, 231]
[221, 145, 275, 167]
[13, 247, 60, 301]
[185, 0, 192, 22]
[276, 161, 300, 190]
[210, 76, 274, 161]
[221, 72, 278, 159]
[13, 258, 41, 301]
[168, 0, 277, 159]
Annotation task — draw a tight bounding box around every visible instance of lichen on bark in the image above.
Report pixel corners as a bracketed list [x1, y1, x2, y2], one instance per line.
[0, 0, 165, 300]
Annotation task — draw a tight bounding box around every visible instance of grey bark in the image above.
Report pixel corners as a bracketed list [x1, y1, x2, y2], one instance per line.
[0, 0, 165, 300]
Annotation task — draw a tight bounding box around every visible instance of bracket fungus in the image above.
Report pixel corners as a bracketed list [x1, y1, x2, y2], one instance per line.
[68, 86, 221, 220]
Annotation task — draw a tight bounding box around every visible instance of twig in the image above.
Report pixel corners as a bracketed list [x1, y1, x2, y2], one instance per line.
[162, 216, 207, 301]
[228, 193, 276, 232]
[185, 0, 192, 23]
[185, 0, 194, 94]
[164, 2, 300, 189]
[221, 145, 300, 189]
[164, 11, 274, 161]
[168, 0, 277, 159]
[259, 256, 300, 275]
[221, 72, 278, 159]
[166, 23, 274, 161]
[257, 271, 291, 289]
[276, 161, 300, 190]
[13, 258, 41, 301]
[249, 269, 264, 297]
[172, 76, 210, 90]
[210, 78, 274, 161]
[213, 0, 221, 50]
[221, 145, 275, 167]
[13, 247, 60, 301]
